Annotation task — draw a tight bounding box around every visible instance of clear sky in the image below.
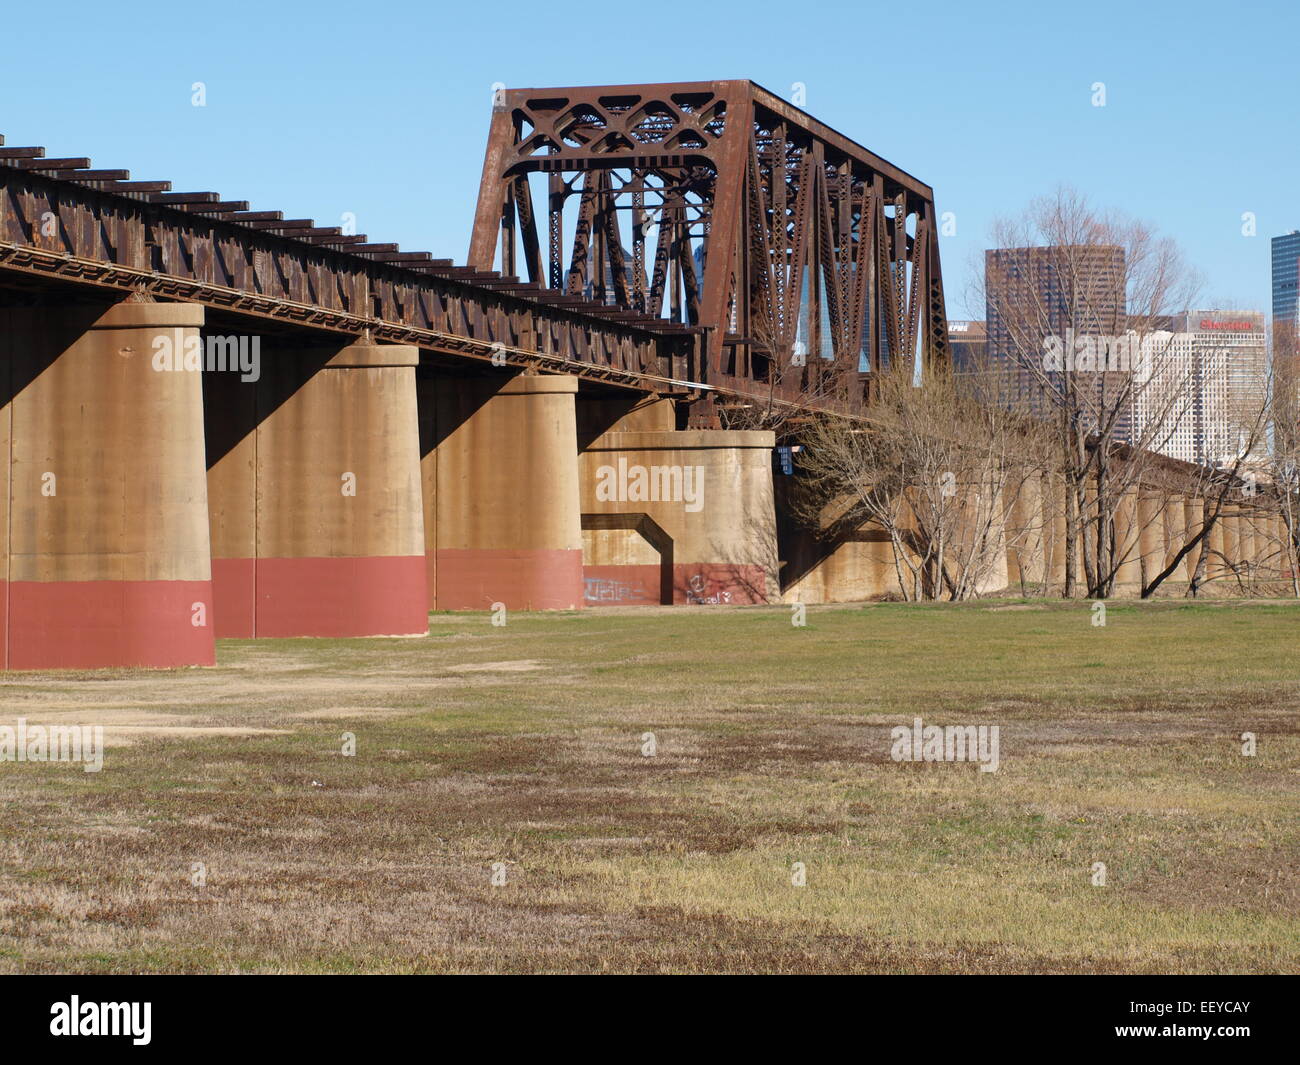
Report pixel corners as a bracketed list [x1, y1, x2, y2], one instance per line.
[2, 0, 1294, 320]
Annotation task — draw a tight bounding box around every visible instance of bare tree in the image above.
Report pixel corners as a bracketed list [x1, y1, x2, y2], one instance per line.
[1258, 318, 1300, 596]
[978, 187, 1207, 598]
[791, 359, 1048, 601]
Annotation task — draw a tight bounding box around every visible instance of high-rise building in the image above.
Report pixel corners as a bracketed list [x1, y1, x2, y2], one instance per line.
[1135, 311, 1267, 466]
[984, 244, 1127, 424]
[1272, 231, 1300, 328]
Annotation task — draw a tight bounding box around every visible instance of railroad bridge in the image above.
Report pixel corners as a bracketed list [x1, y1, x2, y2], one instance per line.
[0, 80, 950, 669]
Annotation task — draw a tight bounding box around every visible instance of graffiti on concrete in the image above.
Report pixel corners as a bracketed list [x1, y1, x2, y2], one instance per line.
[584, 577, 642, 604]
[685, 573, 733, 605]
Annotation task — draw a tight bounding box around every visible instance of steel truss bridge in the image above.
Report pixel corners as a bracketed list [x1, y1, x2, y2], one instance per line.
[1, 79, 949, 420]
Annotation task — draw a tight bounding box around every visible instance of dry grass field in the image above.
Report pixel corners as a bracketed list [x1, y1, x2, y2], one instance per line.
[1, 599, 1297, 974]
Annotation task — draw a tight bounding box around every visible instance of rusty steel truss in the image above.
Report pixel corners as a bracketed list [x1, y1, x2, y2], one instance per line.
[470, 80, 950, 412]
[0, 133, 698, 390]
[1, 82, 948, 415]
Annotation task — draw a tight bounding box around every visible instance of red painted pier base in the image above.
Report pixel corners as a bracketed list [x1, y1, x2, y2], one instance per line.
[7, 580, 215, 670]
[434, 548, 584, 612]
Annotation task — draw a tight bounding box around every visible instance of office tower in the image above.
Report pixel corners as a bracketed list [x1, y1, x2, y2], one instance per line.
[1135, 311, 1267, 465]
[1272, 231, 1300, 328]
[985, 244, 1126, 424]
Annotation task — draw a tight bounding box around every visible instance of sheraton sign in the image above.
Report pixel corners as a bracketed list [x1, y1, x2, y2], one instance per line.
[1199, 319, 1259, 332]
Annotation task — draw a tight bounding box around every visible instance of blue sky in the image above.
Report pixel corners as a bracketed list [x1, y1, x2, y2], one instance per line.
[2, 0, 1294, 320]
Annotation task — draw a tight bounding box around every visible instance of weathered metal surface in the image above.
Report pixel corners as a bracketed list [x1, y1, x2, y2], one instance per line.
[0, 81, 952, 414]
[469, 81, 950, 411]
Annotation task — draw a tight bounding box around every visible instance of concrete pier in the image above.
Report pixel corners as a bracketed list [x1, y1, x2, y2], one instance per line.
[1, 300, 215, 669]
[2, 296, 1294, 668]
[1113, 490, 1141, 590]
[1161, 496, 1188, 580]
[1137, 492, 1163, 589]
[1006, 475, 1046, 591]
[1045, 479, 1069, 589]
[1221, 509, 1243, 583]
[780, 523, 907, 603]
[205, 340, 427, 638]
[1203, 508, 1228, 582]
[1184, 498, 1205, 582]
[423, 373, 584, 611]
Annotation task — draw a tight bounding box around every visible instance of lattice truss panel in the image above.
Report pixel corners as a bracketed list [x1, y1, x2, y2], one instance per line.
[471, 80, 949, 406]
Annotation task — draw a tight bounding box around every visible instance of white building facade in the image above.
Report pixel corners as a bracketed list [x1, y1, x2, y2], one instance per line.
[1135, 311, 1267, 466]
